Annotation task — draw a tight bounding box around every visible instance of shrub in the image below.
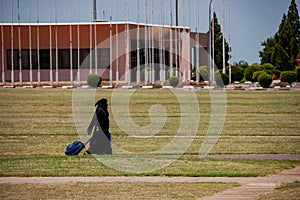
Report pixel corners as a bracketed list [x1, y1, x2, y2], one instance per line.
[199, 66, 209, 81]
[226, 66, 244, 82]
[280, 71, 297, 84]
[87, 73, 102, 87]
[169, 76, 179, 87]
[262, 63, 275, 70]
[258, 73, 273, 88]
[295, 66, 300, 81]
[215, 72, 229, 87]
[166, 67, 180, 80]
[244, 64, 262, 82]
[252, 71, 267, 82]
[142, 66, 158, 80]
[264, 70, 273, 76]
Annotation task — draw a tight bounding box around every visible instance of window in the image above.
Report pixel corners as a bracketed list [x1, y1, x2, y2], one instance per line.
[6, 48, 108, 70]
[96, 48, 110, 69]
[58, 49, 70, 69]
[130, 48, 170, 68]
[40, 50, 50, 69]
[6, 49, 18, 70]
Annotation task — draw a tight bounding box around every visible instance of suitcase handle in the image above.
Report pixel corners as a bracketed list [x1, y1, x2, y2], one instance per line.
[84, 138, 91, 146]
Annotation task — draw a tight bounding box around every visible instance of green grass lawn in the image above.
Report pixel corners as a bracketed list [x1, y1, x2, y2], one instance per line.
[0, 88, 299, 177]
[1, 156, 298, 177]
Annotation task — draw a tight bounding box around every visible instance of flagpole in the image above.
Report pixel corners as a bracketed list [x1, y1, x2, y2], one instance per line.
[37, 0, 40, 86]
[228, 0, 231, 83]
[124, 0, 127, 83]
[159, 0, 162, 83]
[148, 0, 151, 83]
[178, 0, 182, 81]
[187, 0, 191, 81]
[175, 0, 178, 26]
[17, 0, 22, 86]
[93, 0, 97, 21]
[144, 0, 148, 84]
[49, 0, 53, 86]
[55, 0, 58, 85]
[11, 0, 14, 86]
[161, 0, 165, 84]
[196, 0, 200, 83]
[182, 0, 186, 82]
[209, 0, 214, 84]
[89, 0, 92, 74]
[174, 0, 178, 77]
[109, 0, 112, 86]
[94, 0, 97, 73]
[1, 0, 4, 85]
[28, 0, 32, 86]
[126, 0, 130, 84]
[136, 0, 140, 85]
[77, 0, 80, 85]
[169, 0, 173, 78]
[94, 19, 97, 73]
[115, 2, 119, 85]
[151, 0, 154, 83]
[212, 1, 215, 83]
[69, 0, 73, 85]
[222, 0, 225, 74]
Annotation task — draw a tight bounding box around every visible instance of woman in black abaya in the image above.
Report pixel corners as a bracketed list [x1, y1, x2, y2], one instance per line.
[86, 98, 112, 155]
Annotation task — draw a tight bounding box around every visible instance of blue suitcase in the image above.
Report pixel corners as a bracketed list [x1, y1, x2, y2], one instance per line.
[65, 141, 85, 155]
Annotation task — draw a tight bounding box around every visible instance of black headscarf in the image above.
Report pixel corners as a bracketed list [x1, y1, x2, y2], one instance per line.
[95, 98, 108, 111]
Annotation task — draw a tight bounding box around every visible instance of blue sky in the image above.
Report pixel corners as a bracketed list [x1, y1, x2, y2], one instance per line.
[1, 0, 299, 64]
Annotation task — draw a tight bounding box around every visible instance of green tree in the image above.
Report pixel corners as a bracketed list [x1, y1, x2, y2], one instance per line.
[260, 37, 276, 64]
[210, 12, 230, 70]
[259, 0, 300, 71]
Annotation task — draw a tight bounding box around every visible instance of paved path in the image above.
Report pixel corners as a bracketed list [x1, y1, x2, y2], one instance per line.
[202, 165, 300, 200]
[205, 154, 300, 160]
[1, 165, 300, 199]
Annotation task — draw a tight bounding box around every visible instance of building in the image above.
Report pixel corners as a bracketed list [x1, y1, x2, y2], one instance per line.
[0, 21, 208, 86]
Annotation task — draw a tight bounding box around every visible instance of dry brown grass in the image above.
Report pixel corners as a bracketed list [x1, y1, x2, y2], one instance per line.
[0, 182, 238, 200]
